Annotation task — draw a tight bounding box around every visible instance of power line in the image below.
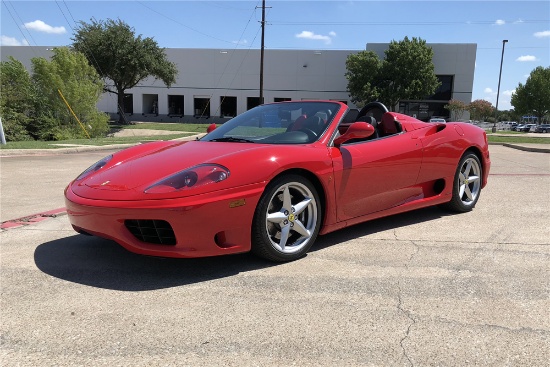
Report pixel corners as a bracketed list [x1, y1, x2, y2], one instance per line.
[269, 19, 549, 26]
[136, 1, 240, 45]
[2, 2, 40, 54]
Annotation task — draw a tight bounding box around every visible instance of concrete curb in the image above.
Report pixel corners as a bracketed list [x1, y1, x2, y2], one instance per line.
[489, 142, 550, 153]
[0, 134, 204, 157]
[0, 144, 136, 157]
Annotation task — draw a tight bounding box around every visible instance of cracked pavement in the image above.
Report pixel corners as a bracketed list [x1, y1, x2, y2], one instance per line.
[1, 145, 549, 366]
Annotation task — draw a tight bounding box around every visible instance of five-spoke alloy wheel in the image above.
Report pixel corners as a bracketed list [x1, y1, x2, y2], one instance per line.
[443, 152, 483, 212]
[252, 175, 321, 262]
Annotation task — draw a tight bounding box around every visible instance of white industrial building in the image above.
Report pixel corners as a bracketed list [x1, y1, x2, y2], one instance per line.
[1, 43, 476, 122]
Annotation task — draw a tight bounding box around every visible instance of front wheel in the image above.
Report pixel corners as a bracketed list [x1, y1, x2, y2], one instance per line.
[251, 175, 321, 262]
[441, 152, 482, 212]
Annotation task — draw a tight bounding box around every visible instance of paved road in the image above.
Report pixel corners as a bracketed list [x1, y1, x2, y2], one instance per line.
[1, 145, 549, 366]
[1, 149, 120, 221]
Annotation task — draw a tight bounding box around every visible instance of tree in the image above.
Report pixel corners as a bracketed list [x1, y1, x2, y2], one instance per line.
[31, 47, 109, 140]
[346, 37, 440, 111]
[511, 66, 550, 124]
[72, 18, 178, 124]
[0, 57, 34, 141]
[345, 51, 382, 107]
[444, 99, 468, 121]
[468, 99, 494, 122]
[379, 37, 440, 110]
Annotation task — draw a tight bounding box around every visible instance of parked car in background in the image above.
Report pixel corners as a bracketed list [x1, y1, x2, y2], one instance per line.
[535, 124, 550, 133]
[517, 124, 535, 132]
[429, 118, 447, 123]
[501, 121, 517, 130]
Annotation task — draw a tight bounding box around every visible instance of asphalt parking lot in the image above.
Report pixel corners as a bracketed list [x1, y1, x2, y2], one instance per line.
[1, 145, 549, 366]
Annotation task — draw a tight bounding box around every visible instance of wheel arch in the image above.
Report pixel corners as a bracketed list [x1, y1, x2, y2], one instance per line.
[462, 146, 485, 174]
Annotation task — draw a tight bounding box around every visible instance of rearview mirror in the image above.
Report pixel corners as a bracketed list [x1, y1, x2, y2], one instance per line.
[334, 122, 375, 147]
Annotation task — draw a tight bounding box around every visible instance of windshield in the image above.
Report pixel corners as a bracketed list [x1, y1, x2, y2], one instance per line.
[201, 101, 342, 144]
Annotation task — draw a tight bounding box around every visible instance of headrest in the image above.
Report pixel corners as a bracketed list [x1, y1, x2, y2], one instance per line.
[380, 113, 399, 134]
[356, 115, 378, 126]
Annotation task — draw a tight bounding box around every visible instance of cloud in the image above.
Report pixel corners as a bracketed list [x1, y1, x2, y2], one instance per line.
[0, 35, 29, 46]
[534, 30, 550, 38]
[516, 55, 537, 62]
[484, 88, 493, 93]
[513, 19, 524, 24]
[295, 31, 336, 45]
[24, 20, 66, 34]
[232, 39, 248, 45]
[494, 19, 505, 26]
[503, 89, 515, 96]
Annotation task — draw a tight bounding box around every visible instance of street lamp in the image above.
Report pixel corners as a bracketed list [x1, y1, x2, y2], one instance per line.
[493, 39, 508, 133]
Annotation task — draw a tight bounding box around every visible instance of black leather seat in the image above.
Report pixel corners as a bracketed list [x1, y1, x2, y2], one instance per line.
[355, 115, 379, 139]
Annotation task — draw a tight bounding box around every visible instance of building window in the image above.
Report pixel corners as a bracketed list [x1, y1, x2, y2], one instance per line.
[399, 101, 449, 121]
[168, 95, 184, 116]
[428, 75, 454, 101]
[247, 97, 261, 110]
[274, 97, 291, 102]
[123, 94, 133, 115]
[194, 97, 210, 118]
[220, 96, 237, 117]
[143, 94, 158, 115]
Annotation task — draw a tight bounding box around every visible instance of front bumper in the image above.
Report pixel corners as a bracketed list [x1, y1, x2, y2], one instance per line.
[65, 183, 264, 258]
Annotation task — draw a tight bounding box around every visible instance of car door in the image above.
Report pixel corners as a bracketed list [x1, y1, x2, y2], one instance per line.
[330, 133, 423, 221]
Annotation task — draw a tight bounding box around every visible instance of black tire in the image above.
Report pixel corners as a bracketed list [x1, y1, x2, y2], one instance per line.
[441, 152, 482, 212]
[251, 174, 322, 262]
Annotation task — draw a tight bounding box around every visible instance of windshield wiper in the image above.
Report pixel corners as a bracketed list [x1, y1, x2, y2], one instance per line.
[209, 137, 255, 143]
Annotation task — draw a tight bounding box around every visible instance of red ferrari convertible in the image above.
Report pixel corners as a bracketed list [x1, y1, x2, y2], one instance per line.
[65, 101, 490, 262]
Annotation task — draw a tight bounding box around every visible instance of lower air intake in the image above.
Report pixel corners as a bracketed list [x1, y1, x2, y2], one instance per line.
[124, 219, 176, 245]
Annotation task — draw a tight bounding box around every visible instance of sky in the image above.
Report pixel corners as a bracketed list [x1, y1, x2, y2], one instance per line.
[1, 0, 549, 111]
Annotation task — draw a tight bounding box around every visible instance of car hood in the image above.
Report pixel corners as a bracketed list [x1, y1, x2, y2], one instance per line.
[70, 140, 330, 201]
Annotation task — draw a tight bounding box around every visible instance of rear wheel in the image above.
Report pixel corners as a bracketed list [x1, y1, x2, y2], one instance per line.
[251, 175, 321, 262]
[441, 152, 482, 212]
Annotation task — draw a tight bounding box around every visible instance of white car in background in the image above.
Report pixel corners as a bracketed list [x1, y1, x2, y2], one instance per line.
[429, 118, 447, 123]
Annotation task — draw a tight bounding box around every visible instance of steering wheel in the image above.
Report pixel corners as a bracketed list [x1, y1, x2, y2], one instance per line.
[298, 128, 318, 141]
[358, 102, 389, 121]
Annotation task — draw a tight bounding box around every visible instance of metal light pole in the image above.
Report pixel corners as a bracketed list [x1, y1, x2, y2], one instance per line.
[259, 0, 266, 105]
[493, 39, 508, 132]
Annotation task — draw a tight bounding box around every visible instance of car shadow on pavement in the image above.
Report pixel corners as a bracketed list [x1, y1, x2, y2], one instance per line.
[311, 206, 447, 252]
[34, 206, 449, 291]
[34, 235, 272, 292]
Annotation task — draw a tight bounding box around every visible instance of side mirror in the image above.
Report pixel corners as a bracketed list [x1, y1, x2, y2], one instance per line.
[206, 123, 217, 133]
[334, 122, 375, 147]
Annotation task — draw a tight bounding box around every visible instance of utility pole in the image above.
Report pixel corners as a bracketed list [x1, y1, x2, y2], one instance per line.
[259, 0, 266, 104]
[493, 39, 508, 133]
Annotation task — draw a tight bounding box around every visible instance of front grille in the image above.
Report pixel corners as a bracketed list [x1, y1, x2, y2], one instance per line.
[124, 219, 176, 245]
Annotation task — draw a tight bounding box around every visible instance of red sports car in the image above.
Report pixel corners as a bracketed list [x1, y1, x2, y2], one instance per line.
[65, 101, 490, 262]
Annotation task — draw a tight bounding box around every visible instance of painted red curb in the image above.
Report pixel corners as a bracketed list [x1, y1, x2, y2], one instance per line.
[1, 207, 67, 230]
[0, 222, 24, 230]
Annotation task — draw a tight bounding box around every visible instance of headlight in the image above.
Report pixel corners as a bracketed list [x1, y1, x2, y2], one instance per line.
[144, 164, 230, 194]
[75, 155, 113, 181]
